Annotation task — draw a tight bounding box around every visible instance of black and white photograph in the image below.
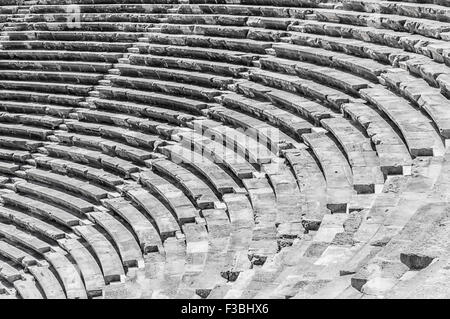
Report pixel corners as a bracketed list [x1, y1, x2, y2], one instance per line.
[0, 0, 449, 308]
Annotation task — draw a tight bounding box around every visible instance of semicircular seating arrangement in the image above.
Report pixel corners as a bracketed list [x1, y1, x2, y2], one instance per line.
[0, 0, 449, 299]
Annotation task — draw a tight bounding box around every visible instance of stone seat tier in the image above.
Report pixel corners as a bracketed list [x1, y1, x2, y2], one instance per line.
[88, 210, 143, 268]
[72, 224, 125, 284]
[271, 43, 392, 82]
[145, 33, 272, 54]
[261, 161, 304, 233]
[150, 157, 220, 209]
[24, 168, 109, 203]
[0, 70, 103, 86]
[0, 100, 74, 117]
[0, 50, 123, 63]
[0, 40, 133, 52]
[235, 80, 335, 124]
[0, 223, 52, 254]
[74, 108, 171, 137]
[283, 148, 328, 226]
[56, 237, 106, 297]
[342, 102, 413, 175]
[54, 130, 155, 165]
[127, 52, 249, 77]
[0, 135, 44, 151]
[289, 20, 450, 67]
[320, 117, 385, 193]
[28, 22, 158, 33]
[380, 69, 450, 139]
[0, 89, 85, 107]
[95, 85, 210, 115]
[340, 0, 450, 23]
[35, 156, 124, 188]
[0, 206, 67, 240]
[0, 112, 64, 129]
[44, 144, 140, 177]
[43, 251, 88, 299]
[139, 170, 200, 225]
[0, 240, 38, 267]
[0, 60, 113, 73]
[242, 177, 278, 263]
[114, 63, 234, 90]
[175, 130, 256, 180]
[158, 144, 241, 195]
[2, 192, 81, 227]
[28, 3, 173, 14]
[0, 122, 52, 140]
[259, 55, 374, 95]
[0, 259, 23, 283]
[125, 187, 180, 239]
[13, 278, 44, 299]
[89, 98, 199, 125]
[27, 264, 66, 299]
[219, 95, 313, 145]
[107, 75, 223, 102]
[220, 193, 254, 281]
[0, 148, 31, 162]
[6, 31, 146, 42]
[302, 132, 355, 213]
[0, 80, 93, 96]
[15, 181, 95, 215]
[360, 85, 444, 157]
[189, 118, 276, 165]
[247, 69, 357, 111]
[133, 43, 260, 66]
[103, 197, 162, 253]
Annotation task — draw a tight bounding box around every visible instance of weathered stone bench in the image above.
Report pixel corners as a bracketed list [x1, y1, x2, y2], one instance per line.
[2, 192, 81, 227]
[342, 102, 412, 175]
[7, 30, 145, 42]
[27, 265, 66, 299]
[103, 197, 162, 253]
[220, 93, 313, 141]
[15, 181, 95, 215]
[90, 97, 198, 125]
[44, 144, 140, 177]
[150, 157, 220, 209]
[108, 75, 222, 101]
[0, 89, 85, 107]
[0, 240, 37, 267]
[158, 144, 240, 194]
[72, 224, 125, 284]
[88, 210, 143, 268]
[320, 117, 385, 193]
[0, 206, 67, 240]
[125, 187, 180, 239]
[0, 100, 73, 117]
[0, 40, 132, 52]
[128, 52, 248, 77]
[303, 132, 355, 213]
[175, 130, 256, 179]
[96, 85, 209, 114]
[146, 32, 272, 54]
[360, 86, 444, 157]
[24, 168, 109, 202]
[139, 170, 199, 225]
[115, 63, 233, 89]
[133, 43, 259, 66]
[35, 156, 123, 187]
[0, 223, 51, 254]
[43, 251, 88, 299]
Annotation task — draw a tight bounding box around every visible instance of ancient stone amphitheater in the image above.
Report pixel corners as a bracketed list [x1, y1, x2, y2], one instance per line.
[0, 0, 449, 300]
